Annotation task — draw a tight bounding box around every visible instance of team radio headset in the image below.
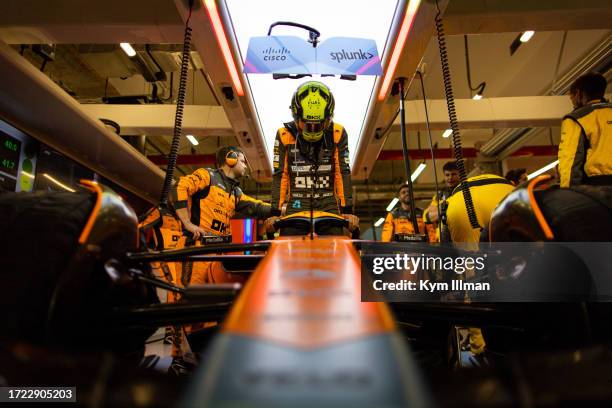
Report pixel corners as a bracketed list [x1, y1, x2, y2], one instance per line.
[225, 149, 239, 167]
[224, 147, 251, 177]
[222, 148, 243, 210]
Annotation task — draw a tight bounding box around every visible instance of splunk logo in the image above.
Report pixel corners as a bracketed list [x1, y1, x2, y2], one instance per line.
[262, 46, 290, 61]
[329, 49, 374, 63]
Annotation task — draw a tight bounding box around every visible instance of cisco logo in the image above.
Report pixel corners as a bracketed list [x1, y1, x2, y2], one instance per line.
[262, 47, 290, 61]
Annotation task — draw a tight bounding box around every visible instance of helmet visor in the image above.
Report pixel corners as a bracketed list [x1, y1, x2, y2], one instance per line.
[300, 120, 325, 134]
[298, 119, 327, 142]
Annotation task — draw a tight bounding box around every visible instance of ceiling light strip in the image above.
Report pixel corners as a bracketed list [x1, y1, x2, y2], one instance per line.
[386, 198, 399, 212]
[204, 0, 244, 96]
[186, 134, 199, 145]
[377, 0, 421, 101]
[411, 162, 426, 181]
[520, 31, 535, 43]
[120, 42, 136, 57]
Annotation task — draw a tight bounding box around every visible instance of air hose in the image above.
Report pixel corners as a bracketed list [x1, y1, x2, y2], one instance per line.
[159, 2, 194, 209]
[416, 71, 442, 234]
[464, 35, 486, 98]
[434, 1, 480, 230]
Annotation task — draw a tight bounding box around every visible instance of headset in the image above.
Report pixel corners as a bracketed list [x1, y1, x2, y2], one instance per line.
[225, 149, 239, 167]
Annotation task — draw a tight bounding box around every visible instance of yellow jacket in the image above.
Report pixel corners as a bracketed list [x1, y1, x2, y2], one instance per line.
[558, 101, 612, 187]
[446, 174, 514, 244]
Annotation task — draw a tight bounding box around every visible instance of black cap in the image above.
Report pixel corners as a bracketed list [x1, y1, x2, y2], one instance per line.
[504, 168, 526, 184]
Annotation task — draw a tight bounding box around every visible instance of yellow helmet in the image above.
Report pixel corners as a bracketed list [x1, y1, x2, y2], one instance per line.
[290, 81, 335, 142]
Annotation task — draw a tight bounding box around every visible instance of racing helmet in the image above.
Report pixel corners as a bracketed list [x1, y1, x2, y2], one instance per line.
[290, 81, 335, 142]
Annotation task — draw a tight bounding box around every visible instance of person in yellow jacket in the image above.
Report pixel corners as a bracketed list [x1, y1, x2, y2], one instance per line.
[445, 174, 514, 244]
[558, 72, 611, 187]
[445, 174, 514, 358]
[172, 146, 275, 284]
[381, 183, 434, 242]
[446, 174, 514, 356]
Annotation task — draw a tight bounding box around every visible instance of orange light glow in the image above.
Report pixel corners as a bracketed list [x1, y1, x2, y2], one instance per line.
[204, 0, 245, 96]
[377, 0, 421, 101]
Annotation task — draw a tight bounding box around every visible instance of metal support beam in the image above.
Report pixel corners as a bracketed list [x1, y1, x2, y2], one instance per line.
[81, 104, 232, 136]
[148, 153, 215, 166]
[389, 95, 574, 131]
[379, 145, 557, 161]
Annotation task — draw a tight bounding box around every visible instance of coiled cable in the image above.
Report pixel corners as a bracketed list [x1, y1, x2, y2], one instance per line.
[159, 4, 193, 208]
[434, 1, 480, 229]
